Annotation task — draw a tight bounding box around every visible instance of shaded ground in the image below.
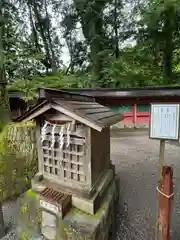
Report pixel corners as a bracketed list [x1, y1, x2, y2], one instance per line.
[111, 132, 180, 240]
[1, 201, 17, 239]
[1, 130, 180, 239]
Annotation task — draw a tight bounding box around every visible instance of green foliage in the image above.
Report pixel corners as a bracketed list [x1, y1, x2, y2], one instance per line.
[139, 0, 180, 84]
[7, 71, 85, 98]
[101, 46, 164, 87]
[2, 0, 180, 91]
[0, 106, 10, 132]
[21, 204, 29, 215]
[0, 122, 37, 201]
[20, 232, 28, 240]
[26, 189, 36, 199]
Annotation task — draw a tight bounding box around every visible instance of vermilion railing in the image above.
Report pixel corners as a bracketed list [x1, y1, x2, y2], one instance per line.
[121, 111, 150, 125]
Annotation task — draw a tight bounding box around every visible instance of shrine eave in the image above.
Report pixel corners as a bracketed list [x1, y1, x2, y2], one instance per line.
[8, 86, 180, 102]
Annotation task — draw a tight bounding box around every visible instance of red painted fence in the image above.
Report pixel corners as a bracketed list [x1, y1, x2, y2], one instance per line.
[121, 111, 150, 126]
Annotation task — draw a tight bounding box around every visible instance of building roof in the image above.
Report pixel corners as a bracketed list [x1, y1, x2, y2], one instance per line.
[15, 89, 123, 132]
[9, 86, 180, 100]
[37, 88, 94, 102]
[8, 90, 25, 99]
[57, 86, 180, 98]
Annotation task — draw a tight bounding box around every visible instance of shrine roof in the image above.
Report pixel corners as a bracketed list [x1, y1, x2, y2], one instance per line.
[38, 86, 180, 99]
[14, 89, 123, 131]
[9, 86, 180, 101]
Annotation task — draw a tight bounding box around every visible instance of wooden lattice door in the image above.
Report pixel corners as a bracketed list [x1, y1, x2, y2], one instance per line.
[41, 122, 87, 186]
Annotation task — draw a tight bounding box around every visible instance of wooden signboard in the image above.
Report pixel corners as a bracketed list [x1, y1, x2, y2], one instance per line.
[150, 104, 180, 141]
[150, 103, 180, 240]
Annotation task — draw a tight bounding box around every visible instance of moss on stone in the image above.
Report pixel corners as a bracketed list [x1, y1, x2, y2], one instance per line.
[94, 206, 103, 217]
[71, 205, 103, 218]
[20, 231, 29, 240]
[65, 230, 92, 240]
[0, 122, 37, 201]
[72, 208, 89, 216]
[36, 210, 42, 225]
[21, 204, 30, 215]
[63, 227, 68, 233]
[26, 189, 36, 199]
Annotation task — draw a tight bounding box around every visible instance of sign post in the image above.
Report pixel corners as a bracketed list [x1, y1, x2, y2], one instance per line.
[150, 103, 180, 240]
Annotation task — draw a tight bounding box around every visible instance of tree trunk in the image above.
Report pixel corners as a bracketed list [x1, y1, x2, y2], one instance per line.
[74, 0, 108, 86]
[32, 1, 52, 71]
[0, 3, 7, 237]
[0, 9, 10, 112]
[163, 10, 174, 85]
[28, 4, 40, 52]
[114, 0, 119, 58]
[0, 203, 5, 238]
[163, 33, 173, 85]
[44, 0, 57, 72]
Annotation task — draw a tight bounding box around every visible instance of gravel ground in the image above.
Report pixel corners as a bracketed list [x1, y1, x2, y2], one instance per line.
[1, 131, 180, 239]
[1, 201, 17, 240]
[112, 133, 180, 240]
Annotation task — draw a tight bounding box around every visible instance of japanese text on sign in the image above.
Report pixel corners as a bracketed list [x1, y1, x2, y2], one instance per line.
[150, 104, 180, 140]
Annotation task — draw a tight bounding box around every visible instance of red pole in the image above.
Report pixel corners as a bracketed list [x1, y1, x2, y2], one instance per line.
[132, 104, 137, 126]
[158, 166, 174, 240]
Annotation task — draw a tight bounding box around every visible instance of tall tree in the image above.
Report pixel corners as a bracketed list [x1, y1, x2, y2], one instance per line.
[74, 0, 111, 86]
[17, 0, 62, 73]
[4, 0, 180, 91]
[140, 0, 180, 84]
[61, 1, 88, 73]
[0, 1, 9, 111]
[0, 0, 11, 236]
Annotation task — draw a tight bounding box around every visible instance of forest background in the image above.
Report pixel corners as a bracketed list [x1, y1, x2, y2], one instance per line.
[1, 0, 180, 101]
[0, 0, 180, 232]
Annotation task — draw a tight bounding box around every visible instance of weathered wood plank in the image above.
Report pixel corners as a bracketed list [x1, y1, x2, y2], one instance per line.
[98, 114, 122, 126]
[87, 111, 116, 121]
[76, 108, 110, 115]
[42, 148, 84, 156]
[55, 100, 98, 106]
[43, 135, 85, 145]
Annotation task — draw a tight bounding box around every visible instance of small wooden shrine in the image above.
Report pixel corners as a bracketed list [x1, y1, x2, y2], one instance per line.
[15, 88, 123, 240]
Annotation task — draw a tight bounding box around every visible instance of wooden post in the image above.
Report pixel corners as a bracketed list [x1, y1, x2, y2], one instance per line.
[158, 140, 165, 183]
[158, 166, 173, 240]
[150, 104, 179, 240]
[132, 104, 137, 127]
[155, 139, 166, 240]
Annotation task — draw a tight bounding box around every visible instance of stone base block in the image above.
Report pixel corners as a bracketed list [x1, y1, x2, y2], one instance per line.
[17, 177, 119, 240]
[32, 167, 115, 215]
[71, 167, 114, 215]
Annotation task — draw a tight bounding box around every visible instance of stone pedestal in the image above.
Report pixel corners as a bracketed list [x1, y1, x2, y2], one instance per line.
[32, 167, 115, 215]
[17, 177, 119, 240]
